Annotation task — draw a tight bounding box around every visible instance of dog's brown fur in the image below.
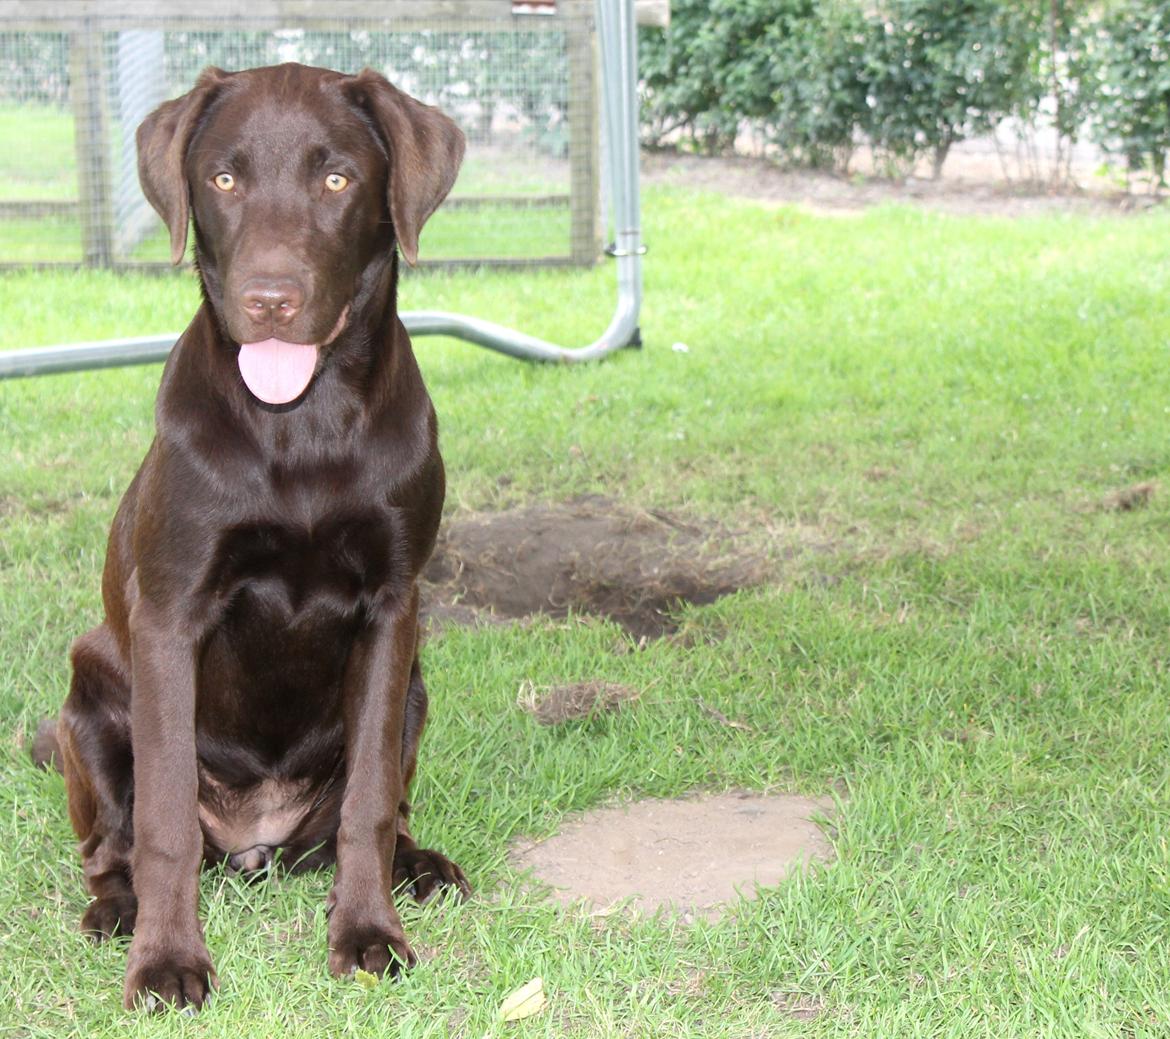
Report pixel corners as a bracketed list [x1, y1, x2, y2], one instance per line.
[41, 63, 468, 1010]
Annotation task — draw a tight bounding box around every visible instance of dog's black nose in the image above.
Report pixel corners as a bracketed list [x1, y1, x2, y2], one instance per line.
[240, 278, 304, 329]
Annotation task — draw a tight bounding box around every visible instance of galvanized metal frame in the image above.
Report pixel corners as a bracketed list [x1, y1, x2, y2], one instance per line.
[3, 0, 601, 271]
[0, 0, 643, 376]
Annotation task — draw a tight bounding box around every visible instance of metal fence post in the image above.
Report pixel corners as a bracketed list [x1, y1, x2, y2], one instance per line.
[70, 25, 116, 268]
[567, 14, 601, 265]
[114, 30, 167, 259]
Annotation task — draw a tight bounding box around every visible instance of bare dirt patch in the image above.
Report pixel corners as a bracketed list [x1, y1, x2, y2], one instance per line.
[517, 680, 641, 725]
[512, 791, 834, 920]
[1099, 481, 1157, 513]
[422, 497, 770, 638]
[642, 151, 1163, 218]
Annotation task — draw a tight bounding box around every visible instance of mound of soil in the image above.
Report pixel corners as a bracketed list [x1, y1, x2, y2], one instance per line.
[517, 680, 641, 725]
[511, 791, 835, 920]
[422, 497, 768, 638]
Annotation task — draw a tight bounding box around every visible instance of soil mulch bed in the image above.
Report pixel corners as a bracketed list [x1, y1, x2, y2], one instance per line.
[422, 496, 771, 638]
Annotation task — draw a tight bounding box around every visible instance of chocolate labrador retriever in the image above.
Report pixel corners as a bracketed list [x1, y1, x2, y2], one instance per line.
[44, 62, 468, 1010]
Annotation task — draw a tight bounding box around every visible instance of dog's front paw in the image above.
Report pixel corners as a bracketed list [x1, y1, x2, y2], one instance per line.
[123, 937, 217, 1012]
[327, 904, 417, 979]
[393, 845, 472, 904]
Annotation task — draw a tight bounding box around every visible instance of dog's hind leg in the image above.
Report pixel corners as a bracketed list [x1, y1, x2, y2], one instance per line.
[58, 625, 138, 939]
[391, 656, 471, 902]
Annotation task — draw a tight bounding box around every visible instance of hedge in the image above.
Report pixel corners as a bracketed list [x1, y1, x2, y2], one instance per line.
[1091, 0, 1170, 185]
[639, 0, 1170, 186]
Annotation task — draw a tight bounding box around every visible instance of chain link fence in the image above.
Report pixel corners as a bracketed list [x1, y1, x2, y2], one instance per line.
[0, 0, 601, 270]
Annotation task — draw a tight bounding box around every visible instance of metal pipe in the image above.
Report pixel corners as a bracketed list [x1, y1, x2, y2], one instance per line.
[0, 0, 643, 379]
[0, 333, 178, 378]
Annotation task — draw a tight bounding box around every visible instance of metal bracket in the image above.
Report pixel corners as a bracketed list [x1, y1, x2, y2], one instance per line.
[605, 241, 648, 257]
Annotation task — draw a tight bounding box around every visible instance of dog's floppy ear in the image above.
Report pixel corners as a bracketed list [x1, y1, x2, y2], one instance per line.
[136, 67, 228, 265]
[346, 69, 465, 267]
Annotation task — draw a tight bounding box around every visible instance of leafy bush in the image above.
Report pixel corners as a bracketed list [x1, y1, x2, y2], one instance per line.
[1090, 0, 1170, 185]
[638, 0, 744, 154]
[1033, 0, 1097, 181]
[862, 0, 1039, 176]
[750, 1, 871, 170]
[0, 33, 70, 105]
[639, 0, 869, 168]
[639, 0, 1038, 175]
[638, 0, 1169, 188]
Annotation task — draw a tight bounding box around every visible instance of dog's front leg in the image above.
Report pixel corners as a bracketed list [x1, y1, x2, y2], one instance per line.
[326, 585, 420, 978]
[122, 598, 216, 1011]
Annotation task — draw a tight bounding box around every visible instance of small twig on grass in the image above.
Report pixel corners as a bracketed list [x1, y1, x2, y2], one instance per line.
[697, 699, 754, 733]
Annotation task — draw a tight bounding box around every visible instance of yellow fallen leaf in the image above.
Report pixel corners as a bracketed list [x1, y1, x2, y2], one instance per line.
[354, 969, 379, 991]
[499, 976, 546, 1021]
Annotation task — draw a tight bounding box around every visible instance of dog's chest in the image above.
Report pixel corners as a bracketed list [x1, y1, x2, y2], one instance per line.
[195, 506, 401, 740]
[207, 505, 402, 625]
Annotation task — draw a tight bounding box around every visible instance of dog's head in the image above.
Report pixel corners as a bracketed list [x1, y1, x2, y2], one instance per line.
[136, 63, 464, 403]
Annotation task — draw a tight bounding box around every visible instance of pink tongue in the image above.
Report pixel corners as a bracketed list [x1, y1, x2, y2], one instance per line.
[237, 338, 319, 405]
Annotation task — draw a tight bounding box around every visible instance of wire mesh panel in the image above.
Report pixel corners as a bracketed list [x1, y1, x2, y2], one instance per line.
[0, 0, 601, 270]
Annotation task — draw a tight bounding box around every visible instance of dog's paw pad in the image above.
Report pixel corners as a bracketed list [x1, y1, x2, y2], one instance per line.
[123, 945, 217, 1013]
[393, 847, 472, 904]
[328, 924, 416, 980]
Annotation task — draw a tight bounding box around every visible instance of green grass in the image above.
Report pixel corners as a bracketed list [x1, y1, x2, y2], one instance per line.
[3, 188, 1170, 1036]
[0, 103, 573, 262]
[0, 104, 566, 203]
[421, 203, 570, 260]
[0, 203, 573, 265]
[0, 104, 76, 202]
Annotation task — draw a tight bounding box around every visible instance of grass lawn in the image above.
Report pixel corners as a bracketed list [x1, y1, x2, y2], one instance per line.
[0, 103, 572, 263]
[0, 202, 572, 265]
[3, 186, 1170, 1036]
[0, 104, 77, 202]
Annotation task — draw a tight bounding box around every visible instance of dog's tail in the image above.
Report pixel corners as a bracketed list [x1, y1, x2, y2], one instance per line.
[31, 717, 64, 773]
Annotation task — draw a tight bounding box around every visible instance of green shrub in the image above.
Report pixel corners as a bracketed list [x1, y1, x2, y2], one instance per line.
[757, 1, 871, 170]
[639, 0, 1038, 175]
[1033, 0, 1097, 181]
[638, 0, 740, 153]
[991, 0, 1098, 186]
[636, 0, 1169, 188]
[1090, 0, 1170, 186]
[862, 0, 1039, 176]
[639, 0, 870, 169]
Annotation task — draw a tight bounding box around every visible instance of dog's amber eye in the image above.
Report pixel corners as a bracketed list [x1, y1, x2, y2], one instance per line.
[213, 172, 235, 192]
[325, 173, 349, 192]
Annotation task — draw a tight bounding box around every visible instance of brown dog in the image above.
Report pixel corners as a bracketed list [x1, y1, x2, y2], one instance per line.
[44, 63, 468, 1010]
